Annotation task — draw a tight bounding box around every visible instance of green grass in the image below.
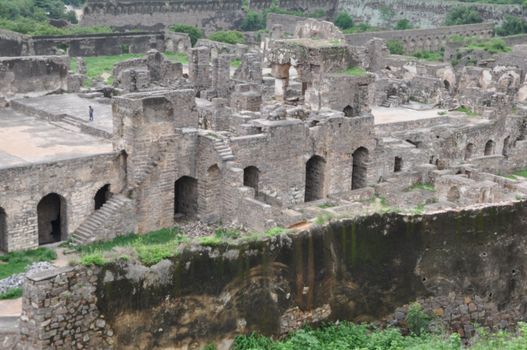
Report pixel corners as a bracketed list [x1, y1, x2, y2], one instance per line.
[264, 227, 287, 237]
[456, 106, 478, 117]
[164, 51, 189, 64]
[413, 50, 444, 61]
[341, 67, 368, 77]
[81, 53, 144, 85]
[0, 248, 56, 280]
[231, 321, 527, 350]
[199, 228, 241, 247]
[315, 212, 333, 225]
[318, 203, 335, 209]
[76, 228, 187, 267]
[230, 58, 241, 68]
[507, 169, 527, 179]
[406, 183, 436, 192]
[0, 287, 23, 300]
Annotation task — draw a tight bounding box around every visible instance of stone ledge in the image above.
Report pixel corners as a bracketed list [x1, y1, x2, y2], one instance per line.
[26, 266, 74, 282]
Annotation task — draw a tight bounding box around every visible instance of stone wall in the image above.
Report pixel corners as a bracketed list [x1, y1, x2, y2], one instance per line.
[338, 0, 524, 29]
[15, 201, 527, 349]
[0, 56, 69, 96]
[345, 23, 494, 54]
[80, 0, 338, 32]
[0, 153, 126, 251]
[0, 29, 31, 57]
[31, 32, 166, 57]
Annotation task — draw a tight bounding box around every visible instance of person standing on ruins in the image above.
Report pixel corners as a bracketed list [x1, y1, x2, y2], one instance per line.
[89, 106, 94, 122]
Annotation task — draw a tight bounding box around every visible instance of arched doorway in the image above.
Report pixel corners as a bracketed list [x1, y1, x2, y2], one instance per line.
[94, 184, 112, 210]
[174, 176, 198, 218]
[343, 105, 355, 117]
[484, 140, 495, 156]
[352, 147, 369, 190]
[447, 186, 460, 202]
[465, 143, 474, 160]
[502, 136, 510, 157]
[305, 155, 326, 202]
[38, 193, 67, 245]
[0, 207, 6, 252]
[394, 156, 403, 173]
[244, 166, 260, 196]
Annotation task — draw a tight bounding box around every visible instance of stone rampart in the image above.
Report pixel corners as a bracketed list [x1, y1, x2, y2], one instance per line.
[80, 0, 338, 32]
[13, 201, 527, 349]
[345, 22, 494, 54]
[338, 0, 523, 29]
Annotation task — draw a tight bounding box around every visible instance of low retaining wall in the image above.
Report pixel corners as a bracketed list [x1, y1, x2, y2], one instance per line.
[12, 201, 527, 349]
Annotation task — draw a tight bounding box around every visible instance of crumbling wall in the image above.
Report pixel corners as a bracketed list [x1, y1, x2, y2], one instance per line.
[0, 56, 69, 96]
[16, 201, 527, 349]
[0, 29, 32, 57]
[338, 0, 522, 28]
[0, 153, 125, 251]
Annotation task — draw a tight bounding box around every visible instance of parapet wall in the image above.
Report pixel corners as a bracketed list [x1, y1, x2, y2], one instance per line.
[345, 22, 494, 54]
[80, 0, 338, 32]
[15, 201, 527, 349]
[338, 0, 523, 28]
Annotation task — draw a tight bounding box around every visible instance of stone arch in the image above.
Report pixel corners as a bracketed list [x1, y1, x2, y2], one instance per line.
[38, 193, 67, 245]
[244, 166, 260, 196]
[94, 184, 112, 210]
[174, 176, 198, 219]
[394, 156, 403, 172]
[352, 147, 369, 190]
[305, 155, 326, 202]
[447, 186, 460, 202]
[0, 207, 6, 252]
[484, 140, 495, 156]
[465, 143, 475, 160]
[502, 136, 511, 157]
[343, 105, 355, 117]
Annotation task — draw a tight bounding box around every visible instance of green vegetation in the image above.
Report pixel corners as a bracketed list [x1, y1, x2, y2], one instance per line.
[169, 24, 204, 46]
[231, 321, 527, 350]
[407, 183, 436, 192]
[387, 39, 405, 55]
[0, 247, 56, 280]
[230, 58, 241, 68]
[456, 105, 479, 117]
[164, 51, 189, 64]
[342, 22, 379, 34]
[318, 203, 336, 209]
[263, 227, 287, 237]
[80, 53, 143, 85]
[0, 287, 23, 300]
[341, 67, 368, 77]
[466, 38, 511, 53]
[241, 10, 266, 31]
[445, 6, 483, 26]
[315, 212, 333, 225]
[334, 11, 354, 30]
[76, 228, 188, 267]
[407, 303, 433, 335]
[208, 30, 245, 45]
[239, 3, 326, 32]
[496, 16, 527, 36]
[395, 19, 413, 30]
[508, 168, 527, 178]
[413, 50, 444, 61]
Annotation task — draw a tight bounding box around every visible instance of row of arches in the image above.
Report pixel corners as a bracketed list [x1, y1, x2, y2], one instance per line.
[85, 1, 241, 16]
[464, 137, 511, 161]
[0, 185, 112, 252]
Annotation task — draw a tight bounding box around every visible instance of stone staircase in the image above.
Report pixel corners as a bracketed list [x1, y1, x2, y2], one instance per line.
[213, 139, 235, 162]
[381, 95, 401, 108]
[70, 194, 132, 245]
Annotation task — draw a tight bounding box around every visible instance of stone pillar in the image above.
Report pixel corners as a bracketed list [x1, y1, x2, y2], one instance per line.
[211, 55, 230, 98]
[271, 63, 291, 101]
[189, 46, 211, 93]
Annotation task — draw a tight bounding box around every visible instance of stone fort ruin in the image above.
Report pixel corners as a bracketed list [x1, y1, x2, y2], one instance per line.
[2, 4, 527, 349]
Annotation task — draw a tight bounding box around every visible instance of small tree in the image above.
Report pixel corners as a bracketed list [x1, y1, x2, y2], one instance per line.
[445, 6, 483, 26]
[169, 24, 204, 46]
[241, 10, 265, 31]
[406, 302, 432, 336]
[387, 39, 404, 55]
[334, 11, 354, 30]
[496, 16, 527, 36]
[395, 19, 413, 30]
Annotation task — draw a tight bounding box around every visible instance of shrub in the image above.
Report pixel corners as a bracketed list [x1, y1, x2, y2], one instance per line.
[0, 287, 23, 300]
[395, 19, 413, 30]
[387, 39, 405, 55]
[342, 66, 367, 76]
[208, 30, 245, 45]
[264, 227, 287, 237]
[334, 11, 353, 30]
[413, 50, 443, 61]
[496, 15, 527, 36]
[406, 302, 432, 336]
[241, 10, 265, 31]
[80, 252, 106, 266]
[445, 6, 483, 26]
[169, 23, 204, 46]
